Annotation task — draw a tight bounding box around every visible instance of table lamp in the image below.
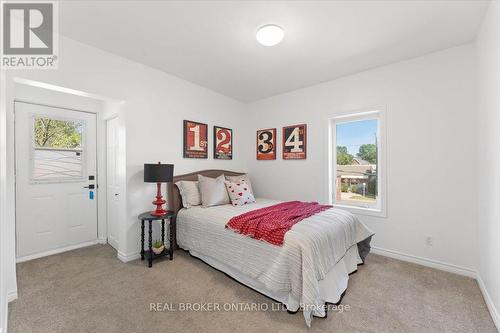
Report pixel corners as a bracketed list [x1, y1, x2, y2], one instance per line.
[144, 162, 174, 216]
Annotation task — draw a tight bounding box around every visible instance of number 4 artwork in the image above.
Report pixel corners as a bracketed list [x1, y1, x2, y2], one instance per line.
[214, 126, 232, 160]
[183, 120, 208, 158]
[283, 124, 307, 160]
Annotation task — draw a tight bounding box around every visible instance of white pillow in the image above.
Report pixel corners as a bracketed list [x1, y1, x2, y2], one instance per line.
[225, 180, 255, 206]
[225, 174, 254, 194]
[198, 174, 230, 207]
[175, 181, 201, 208]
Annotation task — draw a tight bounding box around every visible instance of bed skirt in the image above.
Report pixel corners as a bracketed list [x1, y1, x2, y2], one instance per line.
[183, 236, 372, 319]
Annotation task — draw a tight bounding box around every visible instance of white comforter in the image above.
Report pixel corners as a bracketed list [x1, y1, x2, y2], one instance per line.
[176, 199, 374, 326]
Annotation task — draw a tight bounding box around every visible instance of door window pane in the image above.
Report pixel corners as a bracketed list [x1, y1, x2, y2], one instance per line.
[32, 117, 84, 181]
[335, 119, 378, 207]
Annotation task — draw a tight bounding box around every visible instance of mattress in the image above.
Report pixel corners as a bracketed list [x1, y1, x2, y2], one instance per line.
[176, 198, 374, 326]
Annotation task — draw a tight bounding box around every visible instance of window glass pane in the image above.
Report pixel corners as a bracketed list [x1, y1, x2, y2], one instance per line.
[34, 117, 83, 149]
[32, 117, 84, 181]
[335, 119, 378, 207]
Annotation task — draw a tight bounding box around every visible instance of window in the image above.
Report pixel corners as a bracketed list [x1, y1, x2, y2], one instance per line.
[31, 116, 85, 182]
[329, 110, 386, 216]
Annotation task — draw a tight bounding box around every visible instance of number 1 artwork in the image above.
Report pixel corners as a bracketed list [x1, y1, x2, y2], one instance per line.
[183, 120, 208, 158]
[257, 128, 276, 160]
[214, 126, 232, 160]
[283, 124, 307, 160]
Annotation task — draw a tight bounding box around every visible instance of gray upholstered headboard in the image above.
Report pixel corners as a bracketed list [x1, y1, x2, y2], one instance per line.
[168, 169, 245, 215]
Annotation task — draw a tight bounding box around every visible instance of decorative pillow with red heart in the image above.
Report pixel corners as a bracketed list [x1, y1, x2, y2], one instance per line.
[224, 180, 256, 206]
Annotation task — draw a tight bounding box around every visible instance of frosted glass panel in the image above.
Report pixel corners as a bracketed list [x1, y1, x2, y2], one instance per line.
[33, 148, 83, 181]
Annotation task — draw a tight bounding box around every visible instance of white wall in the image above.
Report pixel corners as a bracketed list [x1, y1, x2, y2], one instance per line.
[244, 44, 478, 272]
[476, 1, 500, 329]
[123, 84, 247, 259]
[1, 72, 8, 333]
[1, 35, 247, 308]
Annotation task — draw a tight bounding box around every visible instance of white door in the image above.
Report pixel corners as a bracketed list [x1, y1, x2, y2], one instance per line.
[15, 101, 98, 260]
[106, 117, 120, 250]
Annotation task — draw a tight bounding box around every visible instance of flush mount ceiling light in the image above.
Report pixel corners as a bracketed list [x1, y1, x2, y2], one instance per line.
[256, 24, 284, 46]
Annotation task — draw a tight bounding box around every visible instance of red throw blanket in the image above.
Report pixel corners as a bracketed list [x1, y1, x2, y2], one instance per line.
[226, 201, 332, 246]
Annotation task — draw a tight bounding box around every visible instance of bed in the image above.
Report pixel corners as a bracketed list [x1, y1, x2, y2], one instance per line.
[168, 170, 374, 327]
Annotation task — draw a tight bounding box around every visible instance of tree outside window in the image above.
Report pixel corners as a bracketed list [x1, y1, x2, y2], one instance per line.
[34, 118, 83, 149]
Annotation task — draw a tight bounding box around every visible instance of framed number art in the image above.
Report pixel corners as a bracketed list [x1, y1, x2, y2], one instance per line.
[183, 120, 208, 158]
[256, 128, 276, 160]
[283, 124, 307, 160]
[214, 126, 232, 160]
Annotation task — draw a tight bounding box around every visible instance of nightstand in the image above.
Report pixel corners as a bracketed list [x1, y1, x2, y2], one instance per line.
[138, 211, 176, 267]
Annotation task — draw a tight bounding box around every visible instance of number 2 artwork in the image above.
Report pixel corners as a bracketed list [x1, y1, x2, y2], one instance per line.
[183, 120, 208, 158]
[283, 124, 307, 160]
[256, 128, 276, 160]
[214, 126, 232, 160]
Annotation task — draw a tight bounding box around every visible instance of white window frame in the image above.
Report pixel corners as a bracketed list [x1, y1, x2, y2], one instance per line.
[328, 108, 387, 218]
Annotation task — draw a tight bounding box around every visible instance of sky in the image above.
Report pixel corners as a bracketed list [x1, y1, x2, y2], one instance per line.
[336, 119, 378, 155]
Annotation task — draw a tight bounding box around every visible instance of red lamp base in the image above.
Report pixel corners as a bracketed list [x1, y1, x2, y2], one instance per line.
[151, 208, 167, 217]
[151, 182, 167, 216]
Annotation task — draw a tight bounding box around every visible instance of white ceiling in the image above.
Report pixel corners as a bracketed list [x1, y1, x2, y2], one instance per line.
[60, 0, 490, 103]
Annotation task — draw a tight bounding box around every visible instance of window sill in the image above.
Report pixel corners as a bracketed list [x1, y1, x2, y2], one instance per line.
[333, 203, 387, 218]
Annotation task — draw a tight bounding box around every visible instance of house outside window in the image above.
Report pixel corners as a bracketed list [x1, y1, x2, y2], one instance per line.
[329, 109, 386, 217]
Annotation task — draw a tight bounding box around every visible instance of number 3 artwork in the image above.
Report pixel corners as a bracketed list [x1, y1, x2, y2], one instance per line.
[283, 124, 307, 160]
[256, 128, 276, 160]
[214, 126, 233, 160]
[183, 120, 208, 158]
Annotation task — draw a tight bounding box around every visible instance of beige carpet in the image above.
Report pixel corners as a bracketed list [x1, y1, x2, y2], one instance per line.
[8, 245, 497, 333]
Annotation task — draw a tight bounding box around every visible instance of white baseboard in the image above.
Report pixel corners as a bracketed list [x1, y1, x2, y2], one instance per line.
[97, 238, 107, 245]
[476, 274, 500, 332]
[7, 291, 17, 303]
[1, 297, 5, 333]
[371, 246, 477, 278]
[117, 251, 140, 263]
[2, 290, 9, 333]
[16, 240, 99, 263]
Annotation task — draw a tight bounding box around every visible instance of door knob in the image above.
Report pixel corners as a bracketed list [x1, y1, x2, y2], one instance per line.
[84, 185, 95, 189]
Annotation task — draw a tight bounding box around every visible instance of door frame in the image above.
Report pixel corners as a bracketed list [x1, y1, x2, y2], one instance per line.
[13, 99, 107, 262]
[105, 115, 120, 251]
[3, 77, 125, 306]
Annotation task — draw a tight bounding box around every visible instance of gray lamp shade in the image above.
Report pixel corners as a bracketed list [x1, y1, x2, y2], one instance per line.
[143, 163, 174, 183]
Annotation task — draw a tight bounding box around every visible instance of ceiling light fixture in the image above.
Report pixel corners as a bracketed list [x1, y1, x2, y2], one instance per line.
[256, 24, 284, 46]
